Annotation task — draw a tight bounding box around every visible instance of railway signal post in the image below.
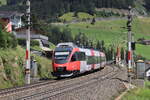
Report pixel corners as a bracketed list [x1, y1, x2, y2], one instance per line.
[127, 6, 132, 84]
[25, 0, 31, 84]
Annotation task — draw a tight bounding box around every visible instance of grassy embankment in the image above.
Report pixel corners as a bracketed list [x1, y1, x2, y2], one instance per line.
[0, 0, 7, 6]
[59, 12, 94, 22]
[59, 15, 150, 60]
[61, 16, 150, 99]
[0, 46, 53, 89]
[122, 81, 150, 100]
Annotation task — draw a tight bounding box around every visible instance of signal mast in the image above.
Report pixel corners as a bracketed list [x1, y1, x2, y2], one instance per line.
[127, 6, 133, 83]
[25, 0, 31, 84]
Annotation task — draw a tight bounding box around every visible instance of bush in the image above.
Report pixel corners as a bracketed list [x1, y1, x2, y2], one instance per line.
[17, 38, 26, 46]
[9, 34, 18, 48]
[96, 10, 121, 17]
[18, 38, 39, 47]
[4, 64, 12, 79]
[48, 26, 73, 45]
[0, 24, 17, 49]
[31, 40, 40, 46]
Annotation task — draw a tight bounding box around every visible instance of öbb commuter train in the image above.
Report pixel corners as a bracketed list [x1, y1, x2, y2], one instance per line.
[52, 42, 106, 78]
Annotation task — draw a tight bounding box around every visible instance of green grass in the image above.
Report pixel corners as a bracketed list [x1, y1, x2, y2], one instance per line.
[60, 17, 150, 59]
[68, 19, 127, 44]
[0, 0, 7, 6]
[122, 81, 150, 100]
[0, 46, 25, 88]
[59, 12, 94, 22]
[135, 44, 150, 60]
[35, 56, 53, 78]
[68, 18, 150, 42]
[78, 12, 94, 19]
[59, 12, 75, 22]
[0, 46, 53, 89]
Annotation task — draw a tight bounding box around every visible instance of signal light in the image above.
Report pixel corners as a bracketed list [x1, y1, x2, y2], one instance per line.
[131, 42, 136, 50]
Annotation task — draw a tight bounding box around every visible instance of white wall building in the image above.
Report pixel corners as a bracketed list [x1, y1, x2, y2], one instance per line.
[146, 68, 150, 78]
[0, 11, 24, 29]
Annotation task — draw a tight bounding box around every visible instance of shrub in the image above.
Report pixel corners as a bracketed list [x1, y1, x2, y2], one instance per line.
[17, 38, 39, 47]
[0, 24, 17, 49]
[17, 38, 26, 46]
[31, 40, 40, 46]
[4, 64, 12, 80]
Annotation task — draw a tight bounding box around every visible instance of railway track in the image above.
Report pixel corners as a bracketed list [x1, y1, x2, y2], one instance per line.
[20, 66, 121, 100]
[0, 79, 57, 97]
[0, 64, 124, 100]
[41, 67, 119, 100]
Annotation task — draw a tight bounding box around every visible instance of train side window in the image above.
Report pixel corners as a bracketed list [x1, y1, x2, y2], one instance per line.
[78, 52, 86, 61]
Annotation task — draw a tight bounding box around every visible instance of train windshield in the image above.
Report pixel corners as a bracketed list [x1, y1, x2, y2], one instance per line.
[54, 51, 70, 64]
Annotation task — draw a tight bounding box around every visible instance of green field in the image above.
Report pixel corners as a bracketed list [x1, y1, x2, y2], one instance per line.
[122, 81, 150, 100]
[135, 44, 150, 60]
[0, 0, 7, 6]
[59, 12, 94, 22]
[61, 17, 150, 60]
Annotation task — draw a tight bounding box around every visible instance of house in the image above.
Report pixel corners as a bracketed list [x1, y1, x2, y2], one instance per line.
[0, 18, 12, 32]
[141, 40, 150, 45]
[146, 68, 150, 80]
[0, 11, 24, 29]
[14, 27, 52, 52]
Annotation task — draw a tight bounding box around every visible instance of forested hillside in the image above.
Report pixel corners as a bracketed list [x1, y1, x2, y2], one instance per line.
[0, 0, 149, 21]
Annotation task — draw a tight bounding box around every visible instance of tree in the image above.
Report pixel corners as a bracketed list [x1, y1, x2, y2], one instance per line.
[96, 40, 102, 50]
[47, 26, 73, 45]
[2, 0, 136, 21]
[121, 47, 124, 60]
[48, 26, 62, 45]
[74, 11, 78, 17]
[61, 28, 73, 42]
[74, 32, 89, 47]
[144, 0, 150, 10]
[91, 18, 96, 25]
[74, 32, 82, 46]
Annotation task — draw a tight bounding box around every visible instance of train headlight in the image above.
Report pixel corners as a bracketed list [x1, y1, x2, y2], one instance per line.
[56, 67, 66, 72]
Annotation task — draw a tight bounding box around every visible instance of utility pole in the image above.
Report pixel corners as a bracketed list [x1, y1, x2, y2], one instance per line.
[25, 0, 31, 84]
[127, 6, 132, 84]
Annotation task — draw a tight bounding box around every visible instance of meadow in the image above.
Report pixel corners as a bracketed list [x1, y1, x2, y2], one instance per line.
[59, 12, 94, 22]
[62, 17, 150, 60]
[122, 81, 150, 100]
[0, 0, 7, 6]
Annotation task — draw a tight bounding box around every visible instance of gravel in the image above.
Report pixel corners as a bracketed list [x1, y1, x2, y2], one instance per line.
[47, 66, 128, 100]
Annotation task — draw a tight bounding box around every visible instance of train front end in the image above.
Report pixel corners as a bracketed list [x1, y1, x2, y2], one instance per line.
[52, 43, 77, 78]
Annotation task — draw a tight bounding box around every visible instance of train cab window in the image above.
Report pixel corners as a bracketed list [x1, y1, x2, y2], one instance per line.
[71, 52, 86, 61]
[71, 53, 77, 62]
[54, 51, 70, 64]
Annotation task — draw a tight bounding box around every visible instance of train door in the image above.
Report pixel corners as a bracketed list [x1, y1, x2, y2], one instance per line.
[78, 52, 86, 73]
[68, 52, 80, 71]
[100, 53, 106, 68]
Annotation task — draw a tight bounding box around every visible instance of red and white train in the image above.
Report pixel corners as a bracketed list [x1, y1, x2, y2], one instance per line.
[52, 42, 106, 78]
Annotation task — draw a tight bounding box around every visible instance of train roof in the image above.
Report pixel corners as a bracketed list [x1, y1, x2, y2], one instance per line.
[56, 42, 105, 54]
[56, 42, 78, 48]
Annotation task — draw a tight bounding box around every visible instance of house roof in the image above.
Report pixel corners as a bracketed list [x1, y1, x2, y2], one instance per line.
[14, 27, 48, 40]
[0, 11, 24, 18]
[142, 40, 150, 42]
[15, 27, 46, 35]
[16, 34, 48, 40]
